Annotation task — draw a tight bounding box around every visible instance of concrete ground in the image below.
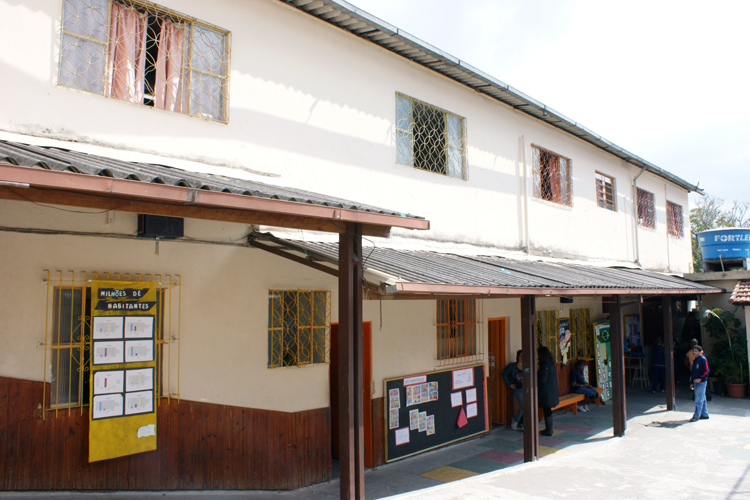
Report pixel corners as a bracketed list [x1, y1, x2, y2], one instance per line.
[2, 385, 749, 500]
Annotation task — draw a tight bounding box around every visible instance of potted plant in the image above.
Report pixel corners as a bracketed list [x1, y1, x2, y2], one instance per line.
[703, 308, 748, 398]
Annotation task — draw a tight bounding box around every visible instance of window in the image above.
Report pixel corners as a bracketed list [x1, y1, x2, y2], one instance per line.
[531, 145, 572, 206]
[667, 201, 684, 237]
[595, 172, 616, 211]
[535, 310, 558, 360]
[268, 290, 330, 368]
[50, 287, 90, 407]
[637, 188, 655, 229]
[44, 274, 178, 417]
[396, 94, 467, 179]
[59, 0, 230, 122]
[436, 299, 477, 360]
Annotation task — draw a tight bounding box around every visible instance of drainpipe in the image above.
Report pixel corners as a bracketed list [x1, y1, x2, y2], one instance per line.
[632, 166, 646, 266]
[521, 136, 530, 254]
[664, 183, 671, 272]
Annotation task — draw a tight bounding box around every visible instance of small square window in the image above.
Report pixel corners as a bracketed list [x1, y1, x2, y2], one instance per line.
[637, 188, 655, 229]
[667, 201, 684, 237]
[396, 94, 467, 179]
[268, 290, 330, 368]
[595, 172, 616, 211]
[436, 299, 477, 360]
[531, 145, 572, 206]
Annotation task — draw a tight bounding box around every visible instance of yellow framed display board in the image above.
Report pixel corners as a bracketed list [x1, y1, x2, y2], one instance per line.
[88, 281, 158, 462]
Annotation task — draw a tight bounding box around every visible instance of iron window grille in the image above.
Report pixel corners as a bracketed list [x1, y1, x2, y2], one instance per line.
[43, 271, 180, 419]
[396, 93, 467, 179]
[536, 310, 559, 361]
[595, 172, 616, 211]
[667, 201, 684, 238]
[436, 298, 482, 364]
[268, 290, 330, 368]
[637, 188, 656, 229]
[59, 0, 230, 122]
[531, 145, 572, 206]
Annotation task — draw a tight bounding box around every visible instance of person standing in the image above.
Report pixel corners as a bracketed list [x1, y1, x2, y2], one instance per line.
[502, 350, 524, 430]
[538, 346, 559, 436]
[689, 345, 710, 422]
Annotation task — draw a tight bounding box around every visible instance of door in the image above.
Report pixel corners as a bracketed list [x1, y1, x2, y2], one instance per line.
[330, 322, 373, 468]
[488, 318, 509, 425]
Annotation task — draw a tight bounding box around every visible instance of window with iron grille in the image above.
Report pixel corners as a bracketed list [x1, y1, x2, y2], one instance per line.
[436, 299, 477, 360]
[536, 310, 558, 360]
[268, 290, 330, 368]
[44, 275, 177, 418]
[59, 0, 230, 122]
[531, 145, 572, 206]
[595, 172, 616, 211]
[667, 201, 684, 237]
[636, 188, 655, 229]
[396, 93, 467, 179]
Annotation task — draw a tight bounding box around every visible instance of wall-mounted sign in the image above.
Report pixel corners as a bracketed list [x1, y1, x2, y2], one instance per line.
[89, 280, 158, 463]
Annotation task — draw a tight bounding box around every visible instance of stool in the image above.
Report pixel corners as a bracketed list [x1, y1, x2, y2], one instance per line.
[630, 358, 649, 390]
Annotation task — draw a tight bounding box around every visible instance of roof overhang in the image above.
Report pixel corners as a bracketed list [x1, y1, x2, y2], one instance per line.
[250, 232, 724, 298]
[284, 0, 702, 194]
[0, 163, 429, 237]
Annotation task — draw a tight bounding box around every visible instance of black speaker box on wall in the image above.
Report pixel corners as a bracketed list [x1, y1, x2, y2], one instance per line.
[137, 214, 184, 238]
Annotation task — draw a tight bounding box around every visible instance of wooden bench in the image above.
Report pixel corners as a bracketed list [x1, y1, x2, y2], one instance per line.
[536, 360, 605, 421]
[537, 393, 584, 421]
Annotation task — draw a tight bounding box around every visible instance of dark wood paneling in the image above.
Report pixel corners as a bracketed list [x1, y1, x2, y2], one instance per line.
[0, 376, 331, 491]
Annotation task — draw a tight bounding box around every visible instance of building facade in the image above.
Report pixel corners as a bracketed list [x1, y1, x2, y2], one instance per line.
[0, 0, 711, 492]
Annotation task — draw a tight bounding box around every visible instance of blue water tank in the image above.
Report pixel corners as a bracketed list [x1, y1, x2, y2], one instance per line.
[697, 228, 750, 260]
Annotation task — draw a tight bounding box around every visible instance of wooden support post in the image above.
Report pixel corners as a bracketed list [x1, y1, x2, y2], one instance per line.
[663, 295, 676, 410]
[610, 295, 627, 437]
[520, 295, 538, 462]
[338, 223, 364, 500]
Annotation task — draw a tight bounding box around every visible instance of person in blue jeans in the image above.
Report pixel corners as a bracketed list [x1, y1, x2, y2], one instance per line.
[570, 360, 599, 412]
[502, 350, 524, 430]
[689, 345, 710, 422]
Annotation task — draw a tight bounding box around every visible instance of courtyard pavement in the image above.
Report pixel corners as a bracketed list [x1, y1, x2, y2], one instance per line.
[2, 385, 749, 500]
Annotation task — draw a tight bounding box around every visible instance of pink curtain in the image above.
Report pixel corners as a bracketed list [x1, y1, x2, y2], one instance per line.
[154, 20, 187, 112]
[106, 3, 148, 103]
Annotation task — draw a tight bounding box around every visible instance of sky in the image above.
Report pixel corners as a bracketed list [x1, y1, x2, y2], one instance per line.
[349, 0, 750, 207]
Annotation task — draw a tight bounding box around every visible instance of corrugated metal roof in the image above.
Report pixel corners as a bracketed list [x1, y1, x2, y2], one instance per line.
[261, 236, 722, 295]
[0, 139, 421, 219]
[284, 0, 701, 194]
[729, 281, 750, 305]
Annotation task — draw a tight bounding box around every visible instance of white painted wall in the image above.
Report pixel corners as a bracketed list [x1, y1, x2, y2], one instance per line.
[0, 0, 693, 272]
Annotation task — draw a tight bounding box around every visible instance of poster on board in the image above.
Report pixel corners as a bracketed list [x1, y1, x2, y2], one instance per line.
[89, 280, 158, 463]
[384, 364, 488, 462]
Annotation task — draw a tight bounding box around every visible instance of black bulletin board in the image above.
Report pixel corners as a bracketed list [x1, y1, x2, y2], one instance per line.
[384, 364, 488, 462]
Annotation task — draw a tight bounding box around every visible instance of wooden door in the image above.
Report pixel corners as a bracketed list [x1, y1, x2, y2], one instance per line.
[488, 318, 509, 425]
[330, 322, 373, 468]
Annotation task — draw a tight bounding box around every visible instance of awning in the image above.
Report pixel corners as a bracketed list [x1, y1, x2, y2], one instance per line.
[249, 233, 724, 297]
[0, 139, 428, 237]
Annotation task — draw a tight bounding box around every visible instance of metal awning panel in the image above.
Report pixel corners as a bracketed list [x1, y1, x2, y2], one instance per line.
[252, 234, 724, 296]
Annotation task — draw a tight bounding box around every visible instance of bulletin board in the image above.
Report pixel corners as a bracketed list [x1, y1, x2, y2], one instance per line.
[88, 280, 158, 462]
[384, 364, 488, 463]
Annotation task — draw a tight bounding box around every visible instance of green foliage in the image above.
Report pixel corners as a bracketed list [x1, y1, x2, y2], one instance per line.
[690, 195, 750, 271]
[702, 308, 748, 385]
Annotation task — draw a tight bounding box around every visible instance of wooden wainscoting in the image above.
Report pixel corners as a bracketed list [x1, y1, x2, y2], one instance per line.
[0, 376, 331, 491]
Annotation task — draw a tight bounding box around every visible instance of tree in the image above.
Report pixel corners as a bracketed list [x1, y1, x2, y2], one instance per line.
[690, 195, 750, 271]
